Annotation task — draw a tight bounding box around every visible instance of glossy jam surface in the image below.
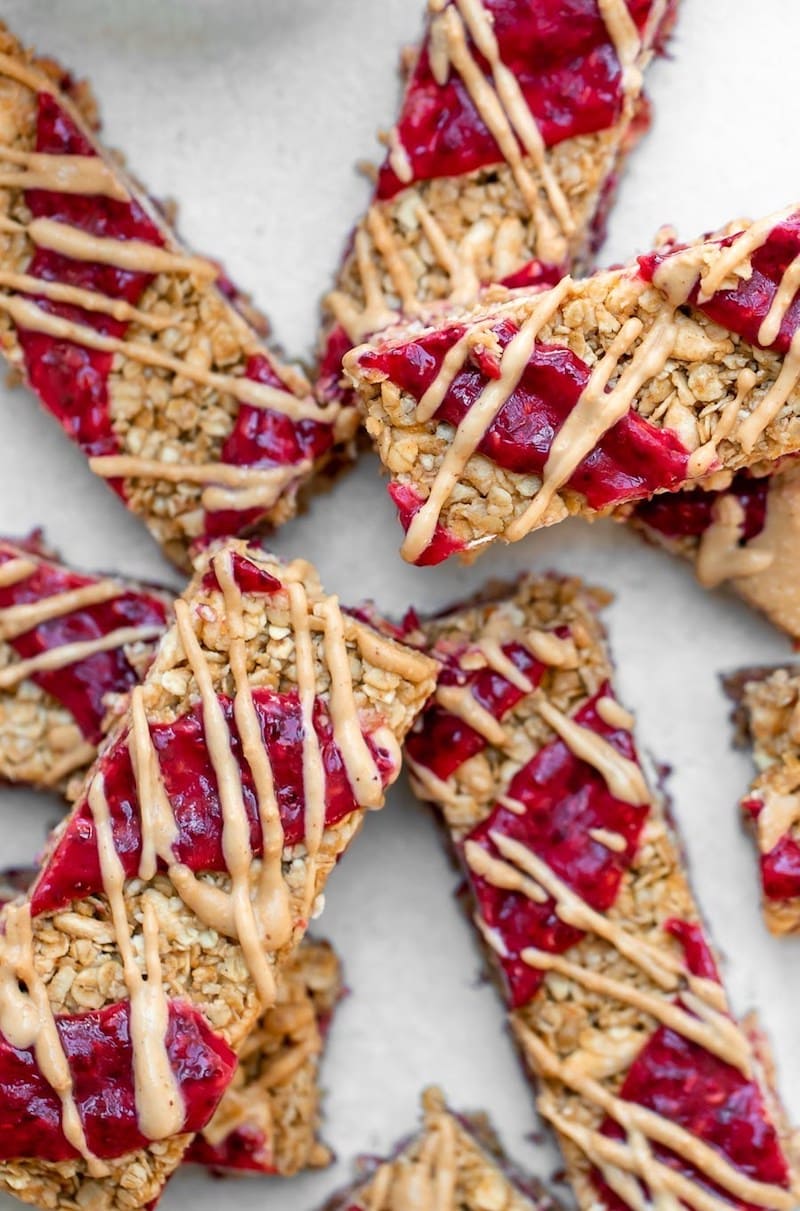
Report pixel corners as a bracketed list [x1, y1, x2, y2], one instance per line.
[596, 1024, 791, 1211]
[639, 210, 800, 355]
[186, 1125, 275, 1174]
[388, 482, 467, 566]
[743, 799, 800, 901]
[634, 473, 769, 543]
[377, 0, 654, 200]
[19, 93, 163, 464]
[464, 687, 649, 1006]
[32, 688, 398, 916]
[363, 319, 690, 562]
[201, 550, 282, 596]
[0, 1000, 235, 1162]
[0, 542, 168, 742]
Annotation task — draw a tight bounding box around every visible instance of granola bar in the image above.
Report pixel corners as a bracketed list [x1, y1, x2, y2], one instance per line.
[404, 576, 798, 1209]
[0, 24, 342, 570]
[0, 532, 172, 792]
[345, 205, 800, 565]
[0, 538, 437, 1210]
[322, 1086, 556, 1211]
[724, 664, 800, 937]
[318, 0, 677, 416]
[0, 867, 343, 1178]
[633, 462, 800, 640]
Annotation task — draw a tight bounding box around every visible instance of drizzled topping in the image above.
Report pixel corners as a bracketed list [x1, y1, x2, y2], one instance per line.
[0, 539, 168, 744]
[0, 54, 335, 546]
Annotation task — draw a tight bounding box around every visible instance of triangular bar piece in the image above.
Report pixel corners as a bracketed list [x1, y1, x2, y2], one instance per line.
[319, 0, 678, 413]
[323, 1086, 557, 1211]
[0, 539, 437, 1208]
[346, 206, 800, 565]
[404, 576, 798, 1209]
[0, 25, 342, 569]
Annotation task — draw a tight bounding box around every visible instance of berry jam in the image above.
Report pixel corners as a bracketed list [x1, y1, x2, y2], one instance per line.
[0, 1000, 235, 1162]
[362, 319, 690, 562]
[32, 689, 399, 916]
[743, 796, 800, 903]
[377, 0, 656, 200]
[634, 473, 769, 544]
[0, 543, 168, 742]
[186, 1125, 275, 1174]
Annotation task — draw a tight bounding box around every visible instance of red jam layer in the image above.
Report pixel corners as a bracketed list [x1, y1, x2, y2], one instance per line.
[201, 550, 282, 596]
[634, 473, 769, 544]
[743, 799, 800, 902]
[639, 210, 800, 356]
[19, 93, 163, 465]
[388, 483, 467, 566]
[596, 1023, 791, 1211]
[0, 543, 168, 743]
[32, 688, 398, 916]
[186, 1124, 275, 1174]
[464, 687, 649, 1007]
[664, 917, 720, 982]
[362, 319, 690, 562]
[377, 0, 655, 200]
[0, 999, 235, 1163]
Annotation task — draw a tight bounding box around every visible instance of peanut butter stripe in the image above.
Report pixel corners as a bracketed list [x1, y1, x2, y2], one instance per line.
[0, 539, 437, 1211]
[405, 575, 797, 1210]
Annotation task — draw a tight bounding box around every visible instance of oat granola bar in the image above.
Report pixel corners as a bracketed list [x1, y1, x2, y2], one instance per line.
[318, 0, 677, 416]
[0, 533, 172, 792]
[322, 1086, 556, 1211]
[0, 867, 343, 1178]
[0, 24, 342, 570]
[404, 576, 798, 1209]
[633, 462, 800, 640]
[0, 538, 437, 1210]
[724, 664, 800, 937]
[345, 205, 800, 565]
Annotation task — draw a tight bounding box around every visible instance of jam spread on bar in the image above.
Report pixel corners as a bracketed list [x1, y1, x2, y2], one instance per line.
[634, 473, 769, 543]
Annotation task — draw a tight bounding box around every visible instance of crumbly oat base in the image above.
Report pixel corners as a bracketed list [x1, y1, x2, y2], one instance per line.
[348, 252, 800, 564]
[319, 0, 671, 413]
[0, 24, 340, 569]
[725, 664, 800, 935]
[632, 462, 800, 641]
[323, 1087, 555, 1211]
[190, 936, 343, 1177]
[407, 576, 798, 1210]
[0, 539, 437, 1211]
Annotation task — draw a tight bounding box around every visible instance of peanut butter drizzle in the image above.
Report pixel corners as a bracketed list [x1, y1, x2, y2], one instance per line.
[349, 621, 436, 684]
[174, 598, 277, 1007]
[325, 226, 399, 343]
[42, 740, 97, 787]
[524, 627, 578, 668]
[367, 1105, 458, 1211]
[695, 496, 775, 589]
[365, 206, 421, 316]
[402, 279, 570, 561]
[760, 254, 800, 345]
[128, 686, 178, 883]
[0, 295, 326, 423]
[517, 1023, 792, 1210]
[475, 636, 533, 692]
[756, 787, 800, 856]
[596, 695, 635, 731]
[535, 697, 650, 804]
[0, 577, 125, 640]
[89, 454, 309, 515]
[87, 774, 184, 1141]
[288, 580, 327, 918]
[214, 552, 293, 952]
[407, 752, 466, 812]
[435, 682, 508, 746]
[318, 596, 384, 809]
[0, 623, 163, 689]
[506, 313, 678, 541]
[687, 368, 757, 478]
[588, 825, 627, 852]
[696, 206, 799, 305]
[0, 556, 36, 587]
[464, 838, 549, 904]
[0, 147, 129, 199]
[415, 326, 491, 424]
[0, 269, 175, 331]
[23, 216, 216, 279]
[598, 0, 644, 94]
[738, 327, 800, 453]
[0, 902, 107, 1175]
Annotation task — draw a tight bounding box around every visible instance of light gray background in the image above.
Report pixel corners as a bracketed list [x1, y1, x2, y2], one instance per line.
[0, 3, 797, 1208]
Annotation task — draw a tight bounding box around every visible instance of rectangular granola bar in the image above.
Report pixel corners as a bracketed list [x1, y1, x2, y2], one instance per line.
[0, 867, 343, 1179]
[321, 1086, 557, 1211]
[0, 533, 173, 791]
[724, 664, 800, 936]
[405, 576, 798, 1209]
[632, 463, 800, 641]
[318, 0, 677, 412]
[0, 538, 437, 1210]
[0, 24, 342, 570]
[345, 206, 800, 565]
